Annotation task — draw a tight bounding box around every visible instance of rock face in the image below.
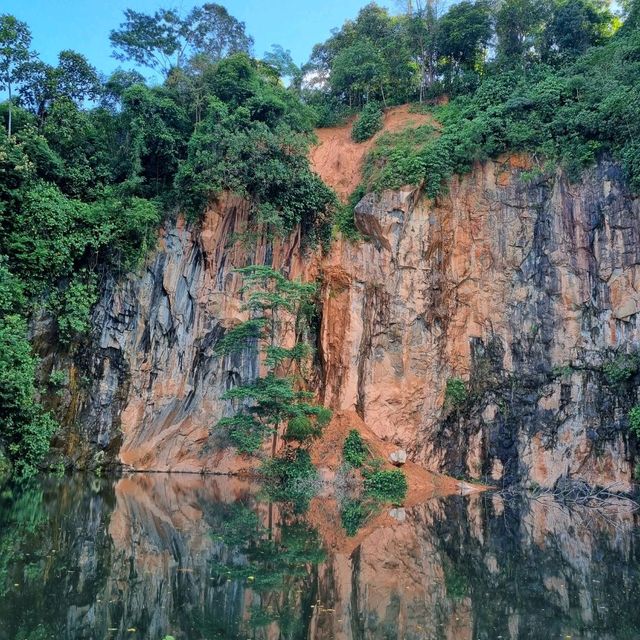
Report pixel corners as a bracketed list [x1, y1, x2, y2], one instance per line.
[44, 157, 640, 488]
[318, 157, 640, 490]
[40, 193, 309, 473]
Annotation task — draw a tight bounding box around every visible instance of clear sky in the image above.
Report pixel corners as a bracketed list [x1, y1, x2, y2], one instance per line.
[1, 0, 394, 79]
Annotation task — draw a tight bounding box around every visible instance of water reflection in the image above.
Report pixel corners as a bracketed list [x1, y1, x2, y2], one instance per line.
[1, 474, 639, 639]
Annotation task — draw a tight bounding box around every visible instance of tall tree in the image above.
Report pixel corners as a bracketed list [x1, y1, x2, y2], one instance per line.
[18, 50, 101, 126]
[401, 0, 446, 101]
[438, 1, 492, 73]
[495, 0, 549, 65]
[542, 0, 614, 62]
[110, 4, 253, 77]
[0, 15, 32, 136]
[263, 44, 301, 87]
[215, 266, 331, 457]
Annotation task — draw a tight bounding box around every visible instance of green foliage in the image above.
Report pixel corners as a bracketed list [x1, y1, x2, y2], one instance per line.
[334, 203, 361, 241]
[47, 370, 67, 388]
[363, 469, 408, 504]
[174, 55, 336, 241]
[214, 266, 329, 457]
[343, 429, 369, 468]
[351, 101, 383, 142]
[261, 449, 319, 509]
[284, 411, 330, 444]
[0, 315, 56, 477]
[603, 352, 640, 385]
[110, 4, 254, 76]
[340, 498, 379, 536]
[0, 14, 32, 136]
[628, 406, 640, 437]
[444, 562, 469, 600]
[361, 123, 443, 195]
[439, 1, 492, 72]
[48, 272, 98, 343]
[445, 377, 468, 407]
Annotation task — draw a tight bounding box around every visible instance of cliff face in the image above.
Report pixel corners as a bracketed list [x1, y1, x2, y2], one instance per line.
[40, 193, 309, 473]
[320, 157, 640, 490]
[44, 157, 640, 488]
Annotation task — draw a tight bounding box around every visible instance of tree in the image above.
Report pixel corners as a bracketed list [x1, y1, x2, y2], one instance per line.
[495, 0, 549, 65]
[438, 1, 492, 73]
[542, 0, 614, 62]
[101, 68, 146, 110]
[0, 15, 32, 136]
[18, 50, 101, 127]
[263, 45, 301, 87]
[401, 0, 446, 101]
[214, 266, 331, 456]
[110, 4, 253, 77]
[187, 3, 254, 61]
[330, 40, 385, 106]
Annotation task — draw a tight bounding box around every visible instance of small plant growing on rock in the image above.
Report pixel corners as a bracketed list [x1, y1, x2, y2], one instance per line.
[351, 101, 383, 142]
[340, 498, 379, 536]
[603, 352, 640, 385]
[629, 406, 640, 437]
[343, 429, 369, 467]
[363, 469, 408, 504]
[48, 370, 67, 387]
[445, 377, 468, 407]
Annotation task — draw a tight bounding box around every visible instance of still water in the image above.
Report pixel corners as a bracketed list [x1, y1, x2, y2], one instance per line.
[1, 474, 639, 640]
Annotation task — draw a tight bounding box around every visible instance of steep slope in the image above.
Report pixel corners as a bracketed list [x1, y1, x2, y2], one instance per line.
[38, 109, 640, 491]
[315, 153, 640, 490]
[309, 104, 437, 202]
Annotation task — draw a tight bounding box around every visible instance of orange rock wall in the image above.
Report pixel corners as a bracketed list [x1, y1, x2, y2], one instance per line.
[49, 157, 640, 488]
[318, 158, 640, 489]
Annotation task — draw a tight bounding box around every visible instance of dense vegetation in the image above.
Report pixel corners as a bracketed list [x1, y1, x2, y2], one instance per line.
[0, 0, 638, 477]
[305, 0, 640, 226]
[0, 7, 334, 477]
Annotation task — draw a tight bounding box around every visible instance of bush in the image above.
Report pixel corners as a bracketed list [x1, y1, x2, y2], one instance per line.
[284, 416, 320, 443]
[340, 498, 378, 536]
[445, 377, 468, 407]
[351, 102, 383, 142]
[0, 316, 57, 477]
[343, 429, 369, 467]
[261, 449, 319, 509]
[360, 123, 445, 196]
[603, 352, 640, 385]
[629, 406, 640, 437]
[363, 469, 408, 503]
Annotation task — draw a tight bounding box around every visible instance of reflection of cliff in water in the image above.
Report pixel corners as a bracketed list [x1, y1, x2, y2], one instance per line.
[1, 475, 639, 640]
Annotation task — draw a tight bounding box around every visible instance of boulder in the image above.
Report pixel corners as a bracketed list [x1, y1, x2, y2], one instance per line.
[389, 449, 407, 466]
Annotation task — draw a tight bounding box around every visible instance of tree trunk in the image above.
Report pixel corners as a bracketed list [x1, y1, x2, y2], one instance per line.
[7, 82, 12, 137]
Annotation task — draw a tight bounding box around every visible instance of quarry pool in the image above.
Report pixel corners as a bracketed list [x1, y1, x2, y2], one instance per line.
[1, 474, 639, 640]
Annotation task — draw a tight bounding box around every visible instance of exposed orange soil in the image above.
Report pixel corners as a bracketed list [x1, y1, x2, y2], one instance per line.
[310, 104, 439, 202]
[310, 410, 462, 503]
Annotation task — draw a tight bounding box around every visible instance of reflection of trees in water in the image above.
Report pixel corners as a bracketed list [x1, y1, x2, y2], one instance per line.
[2, 477, 640, 639]
[196, 500, 326, 639]
[0, 477, 113, 639]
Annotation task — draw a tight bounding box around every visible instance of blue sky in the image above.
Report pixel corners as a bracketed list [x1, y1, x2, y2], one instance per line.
[2, 0, 393, 79]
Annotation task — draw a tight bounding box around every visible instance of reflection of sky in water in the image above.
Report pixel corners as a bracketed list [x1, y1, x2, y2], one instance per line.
[0, 474, 639, 640]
